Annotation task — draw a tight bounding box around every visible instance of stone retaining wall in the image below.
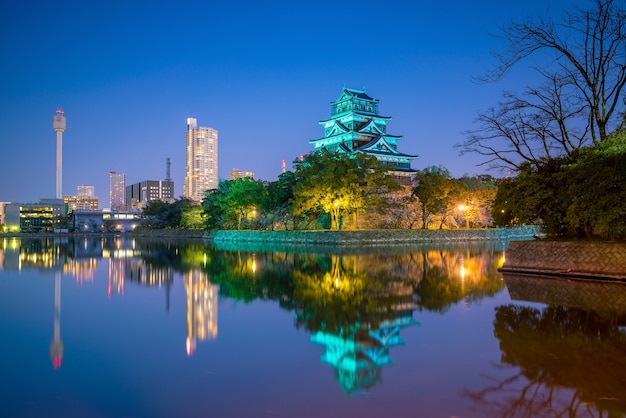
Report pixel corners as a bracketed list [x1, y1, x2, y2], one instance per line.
[130, 229, 206, 239]
[501, 240, 626, 280]
[208, 226, 541, 246]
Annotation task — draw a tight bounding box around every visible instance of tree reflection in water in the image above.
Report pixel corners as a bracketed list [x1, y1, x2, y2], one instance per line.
[198, 241, 506, 395]
[466, 274, 626, 418]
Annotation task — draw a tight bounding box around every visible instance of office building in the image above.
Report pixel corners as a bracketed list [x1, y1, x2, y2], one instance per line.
[63, 195, 99, 212]
[184, 118, 218, 202]
[5, 199, 66, 233]
[109, 172, 125, 210]
[64, 185, 99, 212]
[125, 180, 174, 210]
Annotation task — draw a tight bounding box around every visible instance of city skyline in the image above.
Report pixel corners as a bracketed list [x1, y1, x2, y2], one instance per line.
[0, 0, 575, 204]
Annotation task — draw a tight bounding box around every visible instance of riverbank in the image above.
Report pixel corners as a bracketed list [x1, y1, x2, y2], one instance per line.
[1, 226, 542, 243]
[205, 226, 541, 246]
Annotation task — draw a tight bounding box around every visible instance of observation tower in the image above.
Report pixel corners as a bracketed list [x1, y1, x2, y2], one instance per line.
[52, 108, 66, 199]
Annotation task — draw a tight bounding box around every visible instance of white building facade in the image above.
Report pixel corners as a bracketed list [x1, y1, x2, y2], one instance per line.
[184, 118, 218, 203]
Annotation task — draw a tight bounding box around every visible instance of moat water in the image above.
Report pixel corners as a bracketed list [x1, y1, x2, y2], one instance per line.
[1, 236, 625, 418]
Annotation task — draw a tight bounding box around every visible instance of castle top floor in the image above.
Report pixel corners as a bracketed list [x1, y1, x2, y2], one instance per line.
[330, 87, 380, 117]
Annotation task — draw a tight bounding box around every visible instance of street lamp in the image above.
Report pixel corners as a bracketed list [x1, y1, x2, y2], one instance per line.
[458, 204, 469, 229]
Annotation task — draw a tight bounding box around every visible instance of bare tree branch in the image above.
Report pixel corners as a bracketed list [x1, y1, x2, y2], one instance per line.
[462, 0, 626, 171]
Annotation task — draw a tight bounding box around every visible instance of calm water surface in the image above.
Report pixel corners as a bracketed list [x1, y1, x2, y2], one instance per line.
[1, 236, 625, 418]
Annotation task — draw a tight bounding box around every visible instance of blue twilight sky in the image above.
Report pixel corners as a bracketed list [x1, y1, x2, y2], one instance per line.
[0, 0, 575, 206]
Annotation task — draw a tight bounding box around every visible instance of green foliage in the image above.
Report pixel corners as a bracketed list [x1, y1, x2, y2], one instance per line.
[260, 171, 296, 230]
[202, 178, 267, 230]
[292, 152, 401, 230]
[457, 175, 498, 228]
[180, 205, 205, 230]
[492, 128, 626, 239]
[141, 198, 198, 229]
[412, 166, 463, 229]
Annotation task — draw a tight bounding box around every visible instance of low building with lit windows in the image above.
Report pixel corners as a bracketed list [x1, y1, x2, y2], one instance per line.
[71, 210, 139, 232]
[4, 199, 66, 233]
[63, 195, 99, 212]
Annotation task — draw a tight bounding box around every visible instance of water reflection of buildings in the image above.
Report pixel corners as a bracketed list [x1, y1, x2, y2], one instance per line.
[184, 269, 218, 355]
[114, 257, 175, 307]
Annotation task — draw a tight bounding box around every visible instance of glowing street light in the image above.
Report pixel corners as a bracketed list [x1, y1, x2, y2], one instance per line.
[458, 204, 469, 229]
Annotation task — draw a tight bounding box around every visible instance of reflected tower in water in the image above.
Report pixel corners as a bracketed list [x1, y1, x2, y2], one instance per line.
[302, 255, 420, 395]
[184, 269, 218, 355]
[49, 271, 63, 369]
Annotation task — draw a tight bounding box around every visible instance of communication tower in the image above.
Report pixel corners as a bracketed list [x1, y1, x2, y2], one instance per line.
[52, 108, 66, 199]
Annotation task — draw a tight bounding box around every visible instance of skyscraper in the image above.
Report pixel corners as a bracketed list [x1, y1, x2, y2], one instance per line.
[184, 118, 218, 202]
[109, 171, 125, 210]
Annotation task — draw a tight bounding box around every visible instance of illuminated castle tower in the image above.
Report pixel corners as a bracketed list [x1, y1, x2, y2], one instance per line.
[52, 108, 66, 199]
[49, 271, 63, 369]
[310, 87, 418, 185]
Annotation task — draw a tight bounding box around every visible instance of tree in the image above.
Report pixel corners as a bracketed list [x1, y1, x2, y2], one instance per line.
[203, 179, 267, 230]
[202, 187, 228, 230]
[458, 0, 626, 170]
[412, 166, 462, 229]
[261, 171, 296, 230]
[141, 198, 200, 229]
[563, 130, 626, 239]
[180, 205, 205, 230]
[385, 189, 423, 229]
[457, 175, 498, 228]
[491, 157, 572, 235]
[491, 124, 626, 239]
[292, 152, 400, 230]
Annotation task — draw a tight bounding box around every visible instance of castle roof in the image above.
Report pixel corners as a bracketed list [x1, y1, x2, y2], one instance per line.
[331, 86, 377, 104]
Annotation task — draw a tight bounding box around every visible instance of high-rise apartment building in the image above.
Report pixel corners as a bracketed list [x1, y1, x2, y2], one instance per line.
[184, 118, 218, 202]
[109, 171, 125, 210]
